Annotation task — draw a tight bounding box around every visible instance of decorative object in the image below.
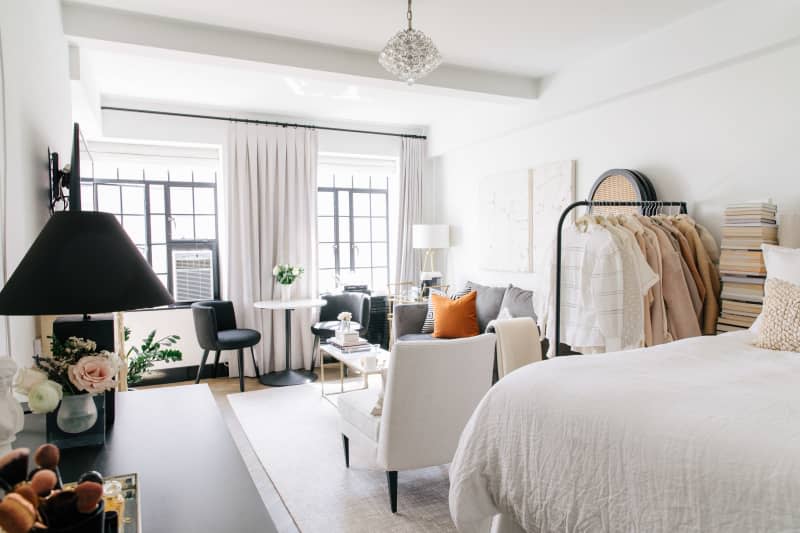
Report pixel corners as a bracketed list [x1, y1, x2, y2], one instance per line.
[478, 169, 534, 272]
[55, 393, 98, 434]
[0, 211, 174, 435]
[0, 358, 23, 455]
[412, 224, 449, 284]
[273, 264, 305, 301]
[337, 311, 353, 332]
[0, 444, 110, 533]
[123, 328, 182, 387]
[379, 0, 442, 84]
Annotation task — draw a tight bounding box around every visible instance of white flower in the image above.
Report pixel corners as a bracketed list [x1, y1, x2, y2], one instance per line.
[28, 380, 63, 414]
[13, 367, 48, 395]
[273, 266, 280, 276]
[337, 311, 352, 321]
[292, 267, 301, 276]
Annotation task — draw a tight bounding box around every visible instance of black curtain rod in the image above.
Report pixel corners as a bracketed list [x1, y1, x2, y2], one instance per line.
[101, 106, 427, 140]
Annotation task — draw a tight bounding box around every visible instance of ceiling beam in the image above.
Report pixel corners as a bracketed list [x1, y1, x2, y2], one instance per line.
[61, 2, 539, 101]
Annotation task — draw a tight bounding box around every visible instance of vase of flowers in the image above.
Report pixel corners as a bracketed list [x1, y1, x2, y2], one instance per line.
[16, 336, 120, 444]
[337, 311, 353, 332]
[273, 264, 304, 301]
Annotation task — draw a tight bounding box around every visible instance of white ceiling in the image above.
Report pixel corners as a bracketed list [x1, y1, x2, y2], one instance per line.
[81, 47, 517, 128]
[68, 0, 722, 77]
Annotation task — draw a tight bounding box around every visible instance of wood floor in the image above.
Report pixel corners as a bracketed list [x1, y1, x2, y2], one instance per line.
[141, 376, 299, 533]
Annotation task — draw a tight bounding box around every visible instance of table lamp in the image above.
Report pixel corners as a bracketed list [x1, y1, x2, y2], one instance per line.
[412, 224, 449, 283]
[0, 211, 174, 417]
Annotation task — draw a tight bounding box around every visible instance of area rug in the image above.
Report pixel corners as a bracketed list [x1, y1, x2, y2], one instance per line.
[228, 382, 456, 533]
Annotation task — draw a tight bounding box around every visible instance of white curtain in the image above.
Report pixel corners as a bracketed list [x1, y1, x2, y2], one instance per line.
[394, 137, 425, 284]
[225, 123, 318, 375]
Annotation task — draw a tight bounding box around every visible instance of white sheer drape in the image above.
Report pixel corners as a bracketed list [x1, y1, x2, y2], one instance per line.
[394, 137, 425, 284]
[225, 123, 318, 375]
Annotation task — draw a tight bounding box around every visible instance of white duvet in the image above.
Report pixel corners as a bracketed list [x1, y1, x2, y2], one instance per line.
[449, 332, 800, 533]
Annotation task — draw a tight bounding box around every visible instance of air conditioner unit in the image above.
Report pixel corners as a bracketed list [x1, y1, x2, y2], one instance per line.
[172, 249, 214, 301]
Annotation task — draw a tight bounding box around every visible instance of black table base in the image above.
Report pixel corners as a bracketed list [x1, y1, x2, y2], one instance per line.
[257, 306, 318, 387]
[259, 369, 317, 387]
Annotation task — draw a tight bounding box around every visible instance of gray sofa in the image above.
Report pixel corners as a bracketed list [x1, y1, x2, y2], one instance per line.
[393, 281, 537, 341]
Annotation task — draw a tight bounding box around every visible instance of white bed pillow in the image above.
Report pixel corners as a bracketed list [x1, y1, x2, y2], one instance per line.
[750, 244, 800, 333]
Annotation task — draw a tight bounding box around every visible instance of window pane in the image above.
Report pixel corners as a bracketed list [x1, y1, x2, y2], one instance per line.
[121, 185, 145, 214]
[318, 191, 334, 216]
[354, 243, 371, 268]
[149, 185, 165, 213]
[373, 268, 389, 289]
[169, 166, 193, 182]
[118, 163, 143, 181]
[97, 185, 121, 213]
[352, 193, 370, 216]
[318, 244, 336, 269]
[337, 192, 350, 216]
[338, 217, 350, 242]
[194, 188, 215, 215]
[371, 218, 387, 241]
[94, 161, 118, 180]
[171, 215, 194, 240]
[157, 274, 168, 289]
[353, 218, 370, 242]
[350, 268, 372, 287]
[150, 215, 167, 244]
[372, 243, 388, 267]
[318, 216, 334, 242]
[371, 194, 386, 216]
[353, 173, 370, 189]
[193, 168, 216, 183]
[81, 185, 94, 211]
[371, 175, 388, 190]
[170, 187, 194, 214]
[151, 245, 167, 273]
[318, 171, 333, 188]
[143, 164, 168, 181]
[334, 173, 351, 188]
[122, 215, 146, 245]
[195, 215, 216, 240]
[318, 269, 338, 293]
[339, 244, 351, 270]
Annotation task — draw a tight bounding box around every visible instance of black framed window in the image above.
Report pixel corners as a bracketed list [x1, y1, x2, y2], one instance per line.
[317, 162, 392, 293]
[80, 154, 220, 303]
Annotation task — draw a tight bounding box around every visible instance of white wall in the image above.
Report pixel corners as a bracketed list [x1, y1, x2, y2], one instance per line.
[0, 1, 73, 365]
[428, 0, 800, 292]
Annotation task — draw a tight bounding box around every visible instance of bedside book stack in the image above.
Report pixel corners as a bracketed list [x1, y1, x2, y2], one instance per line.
[717, 201, 777, 333]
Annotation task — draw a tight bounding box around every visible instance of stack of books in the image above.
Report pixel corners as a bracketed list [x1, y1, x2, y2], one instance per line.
[328, 335, 371, 353]
[717, 202, 777, 333]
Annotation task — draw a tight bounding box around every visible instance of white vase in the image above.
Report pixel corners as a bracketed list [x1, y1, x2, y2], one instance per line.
[56, 394, 98, 434]
[280, 284, 293, 301]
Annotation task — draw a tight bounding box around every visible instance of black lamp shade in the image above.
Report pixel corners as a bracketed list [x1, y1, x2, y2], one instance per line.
[0, 211, 174, 315]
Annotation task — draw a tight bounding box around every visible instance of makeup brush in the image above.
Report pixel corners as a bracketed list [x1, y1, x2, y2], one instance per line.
[39, 481, 104, 528]
[0, 492, 37, 533]
[31, 444, 62, 489]
[29, 469, 58, 498]
[0, 449, 29, 491]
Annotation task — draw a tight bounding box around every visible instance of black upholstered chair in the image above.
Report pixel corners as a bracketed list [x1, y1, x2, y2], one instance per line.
[311, 293, 371, 369]
[192, 300, 261, 392]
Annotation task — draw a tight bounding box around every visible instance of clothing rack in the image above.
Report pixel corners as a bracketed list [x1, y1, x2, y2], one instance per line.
[553, 200, 688, 356]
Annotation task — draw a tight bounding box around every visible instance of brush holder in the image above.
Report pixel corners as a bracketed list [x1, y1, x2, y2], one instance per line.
[33, 500, 105, 533]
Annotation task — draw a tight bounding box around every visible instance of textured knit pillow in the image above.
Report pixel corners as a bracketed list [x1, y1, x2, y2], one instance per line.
[754, 278, 800, 352]
[432, 291, 480, 339]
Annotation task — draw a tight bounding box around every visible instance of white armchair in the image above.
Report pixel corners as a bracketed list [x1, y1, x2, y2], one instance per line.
[338, 334, 497, 513]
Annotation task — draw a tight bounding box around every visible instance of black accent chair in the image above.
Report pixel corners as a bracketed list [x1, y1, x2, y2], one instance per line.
[192, 300, 261, 392]
[311, 293, 371, 369]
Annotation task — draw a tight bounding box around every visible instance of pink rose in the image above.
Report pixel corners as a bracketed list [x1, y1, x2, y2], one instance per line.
[68, 356, 117, 394]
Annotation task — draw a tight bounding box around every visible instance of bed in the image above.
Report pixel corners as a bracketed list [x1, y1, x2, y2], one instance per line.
[449, 331, 800, 532]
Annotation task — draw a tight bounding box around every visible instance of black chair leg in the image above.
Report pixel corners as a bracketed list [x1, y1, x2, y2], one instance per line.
[213, 350, 221, 378]
[386, 471, 398, 513]
[195, 350, 210, 384]
[249, 346, 260, 376]
[342, 434, 350, 468]
[310, 336, 320, 372]
[237, 348, 245, 392]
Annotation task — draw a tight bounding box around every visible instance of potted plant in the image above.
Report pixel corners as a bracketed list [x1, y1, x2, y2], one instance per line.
[273, 264, 305, 301]
[124, 328, 183, 387]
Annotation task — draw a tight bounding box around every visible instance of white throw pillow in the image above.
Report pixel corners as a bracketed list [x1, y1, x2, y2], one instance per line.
[751, 244, 800, 333]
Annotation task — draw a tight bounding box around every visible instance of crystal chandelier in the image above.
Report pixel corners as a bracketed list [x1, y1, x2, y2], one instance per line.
[379, 0, 442, 85]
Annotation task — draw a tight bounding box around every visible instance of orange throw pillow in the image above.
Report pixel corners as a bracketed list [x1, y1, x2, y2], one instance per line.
[431, 291, 480, 339]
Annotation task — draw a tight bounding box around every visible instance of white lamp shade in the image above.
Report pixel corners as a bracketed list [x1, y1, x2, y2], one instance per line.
[413, 224, 450, 249]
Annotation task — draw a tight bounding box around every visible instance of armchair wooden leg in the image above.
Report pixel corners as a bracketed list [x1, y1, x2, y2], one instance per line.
[195, 350, 210, 384]
[386, 471, 398, 513]
[341, 434, 350, 468]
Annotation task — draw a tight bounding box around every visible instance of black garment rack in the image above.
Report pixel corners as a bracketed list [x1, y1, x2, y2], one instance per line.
[553, 200, 688, 356]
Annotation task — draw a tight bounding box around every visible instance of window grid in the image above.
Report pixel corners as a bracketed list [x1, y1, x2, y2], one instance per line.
[81, 167, 220, 302]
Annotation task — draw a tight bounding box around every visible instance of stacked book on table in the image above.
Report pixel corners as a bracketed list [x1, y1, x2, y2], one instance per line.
[328, 331, 371, 353]
[717, 201, 777, 333]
